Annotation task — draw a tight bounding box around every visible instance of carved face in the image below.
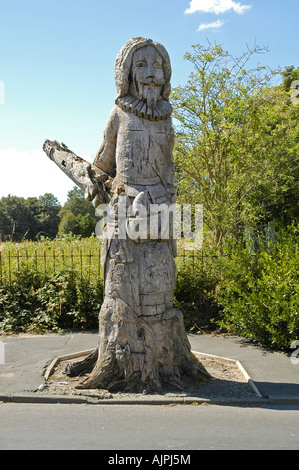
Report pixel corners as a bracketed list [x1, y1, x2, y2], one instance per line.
[130, 46, 165, 109]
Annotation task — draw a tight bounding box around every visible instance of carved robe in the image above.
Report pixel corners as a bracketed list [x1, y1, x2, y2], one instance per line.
[94, 99, 177, 324]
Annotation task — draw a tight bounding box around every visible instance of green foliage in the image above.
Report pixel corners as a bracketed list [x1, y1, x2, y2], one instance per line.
[281, 66, 299, 92]
[174, 250, 222, 333]
[60, 187, 95, 218]
[0, 187, 98, 242]
[216, 225, 299, 349]
[0, 194, 61, 242]
[58, 187, 96, 238]
[0, 267, 102, 334]
[0, 237, 103, 333]
[58, 212, 96, 238]
[171, 43, 299, 245]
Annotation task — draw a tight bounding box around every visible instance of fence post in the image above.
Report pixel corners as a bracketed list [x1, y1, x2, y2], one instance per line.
[8, 250, 11, 284]
[88, 250, 91, 282]
[44, 250, 47, 277]
[35, 250, 38, 271]
[61, 249, 65, 268]
[53, 249, 56, 273]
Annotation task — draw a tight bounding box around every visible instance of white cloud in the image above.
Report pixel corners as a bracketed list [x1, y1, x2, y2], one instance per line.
[185, 0, 252, 15]
[0, 149, 77, 205]
[197, 19, 225, 31]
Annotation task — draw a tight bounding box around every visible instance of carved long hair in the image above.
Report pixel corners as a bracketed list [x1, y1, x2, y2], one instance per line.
[114, 37, 172, 102]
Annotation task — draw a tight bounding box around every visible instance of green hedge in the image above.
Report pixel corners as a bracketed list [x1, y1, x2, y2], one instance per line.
[0, 269, 103, 334]
[216, 224, 299, 349]
[174, 253, 222, 332]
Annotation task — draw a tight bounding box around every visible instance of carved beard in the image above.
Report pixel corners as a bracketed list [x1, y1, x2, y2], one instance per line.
[118, 75, 172, 121]
[140, 85, 161, 110]
[132, 76, 164, 110]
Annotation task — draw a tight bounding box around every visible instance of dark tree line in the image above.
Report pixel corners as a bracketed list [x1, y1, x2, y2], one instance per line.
[0, 187, 97, 242]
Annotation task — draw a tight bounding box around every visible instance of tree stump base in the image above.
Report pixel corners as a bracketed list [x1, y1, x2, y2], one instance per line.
[66, 308, 209, 393]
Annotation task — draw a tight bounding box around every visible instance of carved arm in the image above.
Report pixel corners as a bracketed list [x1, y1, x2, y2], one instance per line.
[43, 140, 113, 206]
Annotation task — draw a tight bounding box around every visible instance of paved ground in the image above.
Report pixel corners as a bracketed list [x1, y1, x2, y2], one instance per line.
[1, 332, 299, 451]
[189, 334, 299, 400]
[0, 332, 298, 404]
[1, 402, 299, 450]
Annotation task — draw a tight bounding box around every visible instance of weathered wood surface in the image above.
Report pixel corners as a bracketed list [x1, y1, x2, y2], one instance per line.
[43, 38, 208, 392]
[43, 140, 112, 206]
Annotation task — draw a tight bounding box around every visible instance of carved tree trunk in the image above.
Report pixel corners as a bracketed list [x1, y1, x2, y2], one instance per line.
[77, 237, 208, 392]
[81, 307, 204, 392]
[43, 140, 209, 392]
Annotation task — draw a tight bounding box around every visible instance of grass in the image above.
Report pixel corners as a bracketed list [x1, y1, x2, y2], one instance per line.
[0, 237, 102, 284]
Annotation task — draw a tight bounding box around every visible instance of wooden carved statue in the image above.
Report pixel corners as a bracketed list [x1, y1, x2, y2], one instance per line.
[43, 37, 208, 392]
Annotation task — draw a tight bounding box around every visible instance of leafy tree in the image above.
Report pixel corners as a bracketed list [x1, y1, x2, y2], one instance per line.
[0, 196, 32, 241]
[0, 208, 13, 241]
[37, 194, 61, 239]
[58, 187, 96, 238]
[281, 66, 299, 92]
[58, 212, 81, 236]
[171, 43, 299, 245]
[25, 196, 61, 240]
[60, 187, 95, 218]
[0, 194, 61, 241]
[39, 193, 60, 208]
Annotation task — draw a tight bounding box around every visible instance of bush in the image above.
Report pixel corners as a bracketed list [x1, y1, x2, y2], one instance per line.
[216, 224, 299, 349]
[174, 252, 222, 333]
[0, 268, 102, 334]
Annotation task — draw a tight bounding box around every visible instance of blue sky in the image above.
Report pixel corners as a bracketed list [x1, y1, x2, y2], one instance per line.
[0, 0, 298, 203]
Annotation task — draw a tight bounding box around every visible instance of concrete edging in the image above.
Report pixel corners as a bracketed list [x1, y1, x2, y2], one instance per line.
[1, 392, 299, 406]
[192, 351, 264, 399]
[44, 349, 95, 381]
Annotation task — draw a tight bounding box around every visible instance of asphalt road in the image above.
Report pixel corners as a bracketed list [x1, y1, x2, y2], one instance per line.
[0, 403, 299, 450]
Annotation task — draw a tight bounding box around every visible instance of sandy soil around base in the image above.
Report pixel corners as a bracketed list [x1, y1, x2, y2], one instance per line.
[44, 353, 257, 401]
